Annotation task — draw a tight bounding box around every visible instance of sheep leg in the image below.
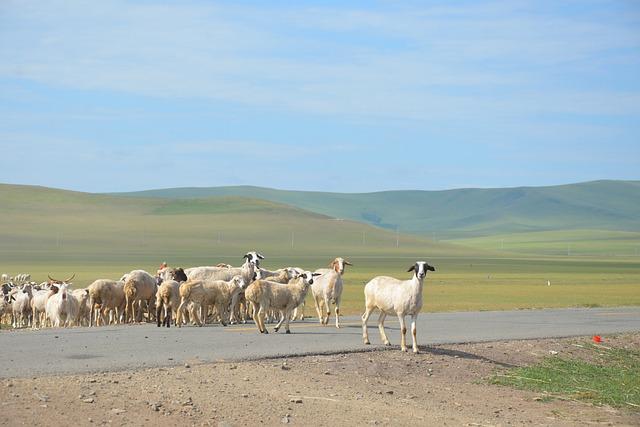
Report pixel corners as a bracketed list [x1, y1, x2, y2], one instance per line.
[31, 307, 38, 330]
[313, 295, 323, 324]
[176, 300, 186, 328]
[274, 311, 286, 332]
[378, 312, 390, 345]
[251, 303, 262, 333]
[323, 296, 331, 325]
[124, 299, 131, 323]
[217, 303, 227, 326]
[362, 307, 373, 345]
[284, 309, 292, 334]
[257, 306, 268, 334]
[164, 305, 171, 328]
[334, 298, 341, 329]
[398, 314, 408, 352]
[229, 293, 239, 324]
[156, 303, 163, 327]
[411, 314, 419, 353]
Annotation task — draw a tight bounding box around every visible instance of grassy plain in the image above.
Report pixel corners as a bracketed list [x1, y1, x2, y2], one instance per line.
[1, 184, 639, 315]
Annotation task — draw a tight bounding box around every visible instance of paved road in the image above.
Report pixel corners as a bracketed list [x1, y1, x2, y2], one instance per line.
[1, 307, 639, 378]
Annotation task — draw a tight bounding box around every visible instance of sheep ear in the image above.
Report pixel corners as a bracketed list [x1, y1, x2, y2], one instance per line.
[85, 289, 89, 295]
[312, 273, 322, 277]
[344, 260, 353, 266]
[407, 265, 416, 272]
[428, 265, 436, 272]
[257, 253, 265, 259]
[243, 254, 250, 259]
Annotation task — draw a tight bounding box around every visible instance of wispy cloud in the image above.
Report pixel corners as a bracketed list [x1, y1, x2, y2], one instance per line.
[1, 0, 638, 121]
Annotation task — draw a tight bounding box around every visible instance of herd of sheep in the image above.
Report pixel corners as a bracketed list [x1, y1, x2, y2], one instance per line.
[1, 251, 435, 352]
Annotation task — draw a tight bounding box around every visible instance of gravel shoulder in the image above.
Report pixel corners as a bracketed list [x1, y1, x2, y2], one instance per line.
[2, 334, 639, 426]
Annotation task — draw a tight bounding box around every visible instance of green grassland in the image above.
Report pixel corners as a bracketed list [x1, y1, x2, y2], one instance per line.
[447, 229, 640, 257]
[115, 180, 640, 240]
[1, 183, 639, 315]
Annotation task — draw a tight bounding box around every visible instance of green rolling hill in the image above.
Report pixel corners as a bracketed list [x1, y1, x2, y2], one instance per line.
[0, 183, 473, 268]
[114, 180, 640, 239]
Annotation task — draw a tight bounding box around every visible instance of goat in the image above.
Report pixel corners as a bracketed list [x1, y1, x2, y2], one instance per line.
[45, 283, 79, 327]
[362, 261, 435, 353]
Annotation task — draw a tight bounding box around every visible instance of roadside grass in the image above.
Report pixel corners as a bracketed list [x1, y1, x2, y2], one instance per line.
[492, 343, 640, 410]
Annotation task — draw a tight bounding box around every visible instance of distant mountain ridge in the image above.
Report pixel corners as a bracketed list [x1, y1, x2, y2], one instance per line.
[112, 180, 640, 239]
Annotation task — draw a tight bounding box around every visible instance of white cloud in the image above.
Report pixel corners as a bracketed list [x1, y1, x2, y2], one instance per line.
[1, 0, 638, 123]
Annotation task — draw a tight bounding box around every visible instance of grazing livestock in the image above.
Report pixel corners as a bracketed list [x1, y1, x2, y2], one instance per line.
[362, 261, 435, 353]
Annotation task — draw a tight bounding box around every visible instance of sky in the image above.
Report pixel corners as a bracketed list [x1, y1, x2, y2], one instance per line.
[0, 0, 639, 193]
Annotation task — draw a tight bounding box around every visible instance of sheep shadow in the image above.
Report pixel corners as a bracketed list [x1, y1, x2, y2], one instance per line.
[417, 345, 517, 368]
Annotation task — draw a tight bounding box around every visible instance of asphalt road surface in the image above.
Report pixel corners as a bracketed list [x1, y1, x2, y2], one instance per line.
[1, 307, 639, 378]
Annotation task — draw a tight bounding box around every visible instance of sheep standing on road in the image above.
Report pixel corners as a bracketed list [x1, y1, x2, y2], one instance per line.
[31, 285, 55, 329]
[362, 261, 435, 353]
[185, 252, 262, 323]
[123, 270, 157, 323]
[245, 271, 320, 334]
[88, 279, 126, 326]
[156, 279, 180, 328]
[11, 284, 33, 328]
[311, 257, 352, 328]
[72, 288, 91, 326]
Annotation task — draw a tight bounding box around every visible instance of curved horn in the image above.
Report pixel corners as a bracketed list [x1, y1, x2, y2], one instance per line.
[64, 273, 75, 283]
[344, 260, 353, 266]
[47, 274, 58, 283]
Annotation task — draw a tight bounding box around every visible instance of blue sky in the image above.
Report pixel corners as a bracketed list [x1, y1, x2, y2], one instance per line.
[0, 0, 638, 192]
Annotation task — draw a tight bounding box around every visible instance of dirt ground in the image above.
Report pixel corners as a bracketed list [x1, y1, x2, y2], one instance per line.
[2, 334, 639, 427]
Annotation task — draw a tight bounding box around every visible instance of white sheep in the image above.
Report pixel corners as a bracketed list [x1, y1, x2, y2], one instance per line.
[31, 286, 56, 329]
[245, 271, 319, 334]
[311, 257, 352, 328]
[11, 284, 33, 328]
[362, 261, 435, 353]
